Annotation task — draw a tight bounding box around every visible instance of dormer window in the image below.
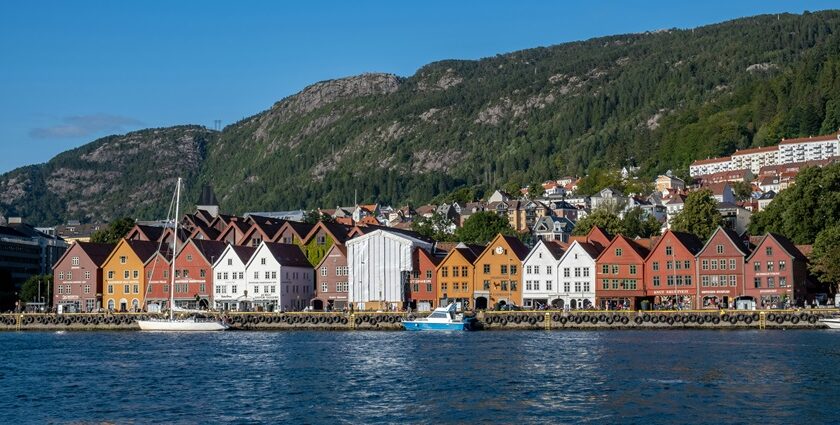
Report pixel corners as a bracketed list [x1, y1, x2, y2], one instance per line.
[615, 248, 623, 257]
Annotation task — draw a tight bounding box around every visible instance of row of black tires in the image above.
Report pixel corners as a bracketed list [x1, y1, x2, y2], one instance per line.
[1, 315, 151, 326]
[231, 314, 404, 326]
[486, 312, 822, 326]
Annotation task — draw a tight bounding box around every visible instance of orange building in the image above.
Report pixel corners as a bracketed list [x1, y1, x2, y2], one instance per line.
[435, 243, 482, 310]
[101, 239, 161, 312]
[473, 234, 530, 309]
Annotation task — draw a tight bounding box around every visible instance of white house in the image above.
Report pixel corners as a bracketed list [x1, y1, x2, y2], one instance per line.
[522, 240, 565, 309]
[212, 244, 255, 311]
[245, 242, 313, 311]
[347, 229, 433, 310]
[556, 240, 601, 309]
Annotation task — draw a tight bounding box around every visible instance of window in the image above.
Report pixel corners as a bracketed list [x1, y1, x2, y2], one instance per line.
[510, 265, 517, 275]
[426, 283, 433, 292]
[260, 258, 266, 265]
[426, 270, 432, 279]
[716, 244, 724, 254]
[321, 282, 328, 293]
[84, 284, 91, 294]
[611, 279, 619, 290]
[684, 261, 690, 270]
[546, 266, 552, 275]
[675, 261, 682, 270]
[510, 282, 517, 291]
[730, 275, 737, 287]
[500, 265, 508, 274]
[254, 286, 259, 294]
[779, 277, 787, 287]
[483, 280, 490, 290]
[629, 265, 637, 275]
[441, 267, 448, 277]
[701, 276, 709, 287]
[59, 272, 64, 280]
[574, 268, 581, 278]
[754, 277, 761, 288]
[119, 256, 126, 264]
[729, 259, 736, 270]
[565, 282, 571, 292]
[124, 284, 130, 293]
[665, 246, 673, 256]
[615, 248, 623, 256]
[667, 276, 674, 286]
[124, 271, 129, 279]
[71, 256, 79, 266]
[624, 280, 637, 290]
[412, 283, 419, 292]
[441, 282, 448, 291]
[526, 265, 532, 274]
[546, 280, 552, 291]
[264, 271, 270, 279]
[600, 265, 608, 274]
[779, 260, 786, 271]
[653, 276, 660, 287]
[583, 282, 590, 292]
[232, 285, 237, 293]
[199, 283, 206, 292]
[611, 265, 619, 275]
[483, 264, 490, 274]
[666, 261, 673, 270]
[601, 280, 608, 290]
[216, 285, 221, 294]
[526, 281, 533, 291]
[767, 277, 775, 288]
[652, 261, 659, 271]
[228, 259, 233, 266]
[583, 268, 589, 277]
[767, 261, 774, 272]
[564, 268, 571, 277]
[701, 259, 709, 270]
[753, 262, 760, 272]
[133, 270, 139, 279]
[164, 270, 169, 278]
[766, 247, 773, 256]
[461, 266, 468, 277]
[452, 267, 459, 278]
[186, 254, 193, 262]
[107, 285, 113, 294]
[500, 281, 508, 291]
[317, 235, 326, 246]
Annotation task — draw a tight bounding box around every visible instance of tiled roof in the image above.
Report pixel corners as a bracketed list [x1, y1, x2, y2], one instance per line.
[779, 133, 838, 145]
[691, 156, 730, 166]
[732, 145, 777, 156]
[191, 239, 228, 265]
[78, 242, 117, 266]
[264, 243, 312, 267]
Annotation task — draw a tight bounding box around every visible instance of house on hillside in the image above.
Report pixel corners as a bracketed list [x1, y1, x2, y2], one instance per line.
[532, 216, 575, 243]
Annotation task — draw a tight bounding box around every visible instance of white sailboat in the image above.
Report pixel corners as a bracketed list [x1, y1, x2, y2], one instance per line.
[137, 178, 228, 331]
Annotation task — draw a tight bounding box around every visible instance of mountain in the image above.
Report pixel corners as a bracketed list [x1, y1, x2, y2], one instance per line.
[4, 11, 840, 225]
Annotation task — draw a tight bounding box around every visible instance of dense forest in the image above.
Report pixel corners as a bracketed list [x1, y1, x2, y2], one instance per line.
[2, 11, 840, 224]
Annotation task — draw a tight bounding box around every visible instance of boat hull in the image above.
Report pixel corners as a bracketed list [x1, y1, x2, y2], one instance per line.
[819, 319, 840, 329]
[402, 320, 470, 331]
[136, 319, 228, 331]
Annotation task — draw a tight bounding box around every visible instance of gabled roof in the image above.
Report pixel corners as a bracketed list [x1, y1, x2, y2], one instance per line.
[598, 235, 650, 261]
[645, 230, 704, 260]
[746, 233, 807, 261]
[103, 239, 163, 266]
[259, 242, 312, 267]
[185, 239, 228, 265]
[525, 239, 566, 263]
[697, 226, 749, 257]
[190, 222, 221, 241]
[438, 242, 484, 267]
[576, 241, 604, 259]
[314, 243, 348, 269]
[758, 191, 776, 200]
[231, 245, 257, 264]
[275, 221, 316, 242]
[302, 221, 353, 246]
[127, 224, 165, 242]
[78, 242, 117, 266]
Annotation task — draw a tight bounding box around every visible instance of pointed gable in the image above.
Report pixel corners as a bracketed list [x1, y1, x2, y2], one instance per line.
[585, 226, 612, 250]
[697, 226, 749, 258]
[125, 224, 164, 242]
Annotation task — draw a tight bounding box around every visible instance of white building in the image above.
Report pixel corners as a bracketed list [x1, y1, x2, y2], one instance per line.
[690, 157, 731, 178]
[244, 242, 313, 311]
[212, 244, 255, 311]
[778, 134, 839, 164]
[556, 240, 601, 309]
[730, 146, 778, 175]
[522, 240, 565, 309]
[347, 229, 433, 310]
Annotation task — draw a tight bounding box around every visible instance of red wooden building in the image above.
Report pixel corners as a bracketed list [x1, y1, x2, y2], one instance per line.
[407, 248, 443, 311]
[744, 233, 809, 308]
[172, 239, 227, 308]
[595, 235, 650, 310]
[695, 226, 750, 309]
[643, 230, 703, 309]
[312, 244, 349, 311]
[53, 242, 115, 312]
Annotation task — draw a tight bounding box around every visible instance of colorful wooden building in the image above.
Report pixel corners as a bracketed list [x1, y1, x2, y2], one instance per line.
[643, 230, 704, 309]
[595, 235, 650, 310]
[312, 244, 349, 311]
[744, 233, 809, 308]
[407, 248, 443, 311]
[101, 239, 161, 312]
[52, 242, 114, 312]
[695, 226, 750, 309]
[473, 234, 529, 309]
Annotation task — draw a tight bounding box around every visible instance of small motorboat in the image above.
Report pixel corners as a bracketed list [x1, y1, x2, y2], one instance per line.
[819, 317, 840, 329]
[402, 303, 476, 331]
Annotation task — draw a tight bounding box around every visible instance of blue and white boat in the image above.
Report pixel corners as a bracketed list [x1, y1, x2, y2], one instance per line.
[402, 303, 476, 331]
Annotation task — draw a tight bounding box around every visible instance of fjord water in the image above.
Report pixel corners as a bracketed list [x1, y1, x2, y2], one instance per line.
[2, 331, 838, 424]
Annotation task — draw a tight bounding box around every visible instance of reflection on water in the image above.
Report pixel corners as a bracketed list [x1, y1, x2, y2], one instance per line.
[0, 330, 838, 424]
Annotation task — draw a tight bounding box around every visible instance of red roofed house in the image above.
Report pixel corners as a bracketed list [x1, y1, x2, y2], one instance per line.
[695, 226, 750, 309]
[595, 235, 650, 310]
[744, 233, 809, 308]
[643, 230, 704, 309]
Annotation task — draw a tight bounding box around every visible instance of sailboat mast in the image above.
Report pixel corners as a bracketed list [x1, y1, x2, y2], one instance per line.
[170, 177, 181, 321]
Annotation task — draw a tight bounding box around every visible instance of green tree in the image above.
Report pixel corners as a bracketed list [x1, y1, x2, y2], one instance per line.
[575, 169, 623, 196]
[411, 213, 456, 242]
[810, 224, 840, 289]
[749, 164, 840, 244]
[572, 208, 624, 237]
[670, 189, 723, 240]
[20, 274, 52, 307]
[527, 182, 545, 198]
[730, 181, 753, 202]
[455, 211, 514, 244]
[90, 217, 136, 243]
[303, 210, 333, 224]
[621, 207, 662, 238]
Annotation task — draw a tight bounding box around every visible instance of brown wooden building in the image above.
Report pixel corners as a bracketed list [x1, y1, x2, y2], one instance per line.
[695, 226, 750, 309]
[643, 230, 704, 309]
[53, 242, 115, 312]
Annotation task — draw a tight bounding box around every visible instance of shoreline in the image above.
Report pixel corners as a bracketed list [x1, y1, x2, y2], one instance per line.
[1, 309, 834, 331]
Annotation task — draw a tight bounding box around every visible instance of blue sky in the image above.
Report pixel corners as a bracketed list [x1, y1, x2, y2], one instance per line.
[0, 1, 836, 173]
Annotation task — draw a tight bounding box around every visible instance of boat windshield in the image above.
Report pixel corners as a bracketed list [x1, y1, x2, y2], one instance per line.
[428, 311, 449, 319]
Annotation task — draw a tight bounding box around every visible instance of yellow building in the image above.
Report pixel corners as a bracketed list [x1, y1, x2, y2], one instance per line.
[101, 239, 160, 312]
[436, 244, 483, 310]
[473, 234, 530, 308]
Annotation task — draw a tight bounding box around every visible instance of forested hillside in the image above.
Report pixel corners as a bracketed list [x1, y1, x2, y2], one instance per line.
[3, 11, 840, 224]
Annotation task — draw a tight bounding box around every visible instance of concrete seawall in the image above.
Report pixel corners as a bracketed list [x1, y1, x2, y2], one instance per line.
[0, 310, 834, 331]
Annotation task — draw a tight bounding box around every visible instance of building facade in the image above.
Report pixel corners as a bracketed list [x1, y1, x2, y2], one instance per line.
[522, 239, 564, 309]
[695, 227, 749, 309]
[556, 240, 602, 310]
[595, 236, 649, 310]
[245, 242, 314, 311]
[744, 234, 808, 308]
[52, 242, 114, 312]
[212, 245, 255, 311]
[312, 244, 349, 311]
[102, 239, 159, 312]
[643, 230, 703, 309]
[408, 248, 440, 312]
[436, 244, 480, 310]
[473, 234, 529, 309]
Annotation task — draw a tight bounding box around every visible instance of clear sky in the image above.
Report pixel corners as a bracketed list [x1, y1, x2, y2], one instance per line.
[0, 1, 836, 173]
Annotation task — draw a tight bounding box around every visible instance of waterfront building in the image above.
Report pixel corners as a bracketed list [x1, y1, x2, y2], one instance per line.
[408, 248, 442, 311]
[595, 235, 650, 310]
[695, 227, 750, 309]
[744, 233, 809, 308]
[778, 134, 839, 164]
[143, 249, 172, 309]
[245, 242, 313, 311]
[347, 228, 433, 310]
[643, 230, 704, 309]
[211, 244, 256, 311]
[522, 239, 565, 309]
[52, 242, 114, 312]
[312, 244, 349, 311]
[172, 239, 226, 309]
[101, 239, 160, 312]
[473, 234, 529, 308]
[436, 243, 481, 310]
[299, 221, 353, 267]
[556, 240, 603, 310]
